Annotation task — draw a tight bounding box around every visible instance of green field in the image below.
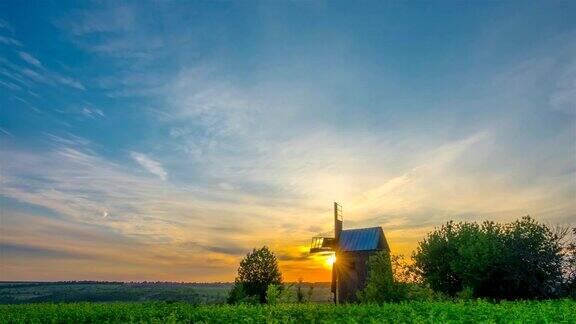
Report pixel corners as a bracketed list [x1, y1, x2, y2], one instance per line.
[0, 282, 334, 304]
[1, 300, 575, 323]
[0, 282, 230, 305]
[2, 283, 575, 323]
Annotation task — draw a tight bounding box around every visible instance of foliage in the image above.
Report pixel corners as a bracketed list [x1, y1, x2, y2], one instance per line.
[391, 255, 420, 284]
[2, 300, 576, 323]
[357, 251, 409, 303]
[568, 228, 576, 299]
[456, 286, 474, 301]
[266, 285, 282, 305]
[265, 284, 294, 305]
[404, 283, 448, 302]
[229, 246, 282, 304]
[413, 216, 565, 299]
[556, 226, 576, 299]
[227, 284, 253, 305]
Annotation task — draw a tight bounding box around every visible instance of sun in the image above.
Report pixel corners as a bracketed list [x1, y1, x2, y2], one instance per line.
[325, 254, 336, 268]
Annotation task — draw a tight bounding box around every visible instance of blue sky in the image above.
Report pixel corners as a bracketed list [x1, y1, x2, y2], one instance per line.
[1, 1, 575, 281]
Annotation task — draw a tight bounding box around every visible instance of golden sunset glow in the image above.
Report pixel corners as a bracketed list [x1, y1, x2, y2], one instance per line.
[325, 254, 336, 267]
[1, 1, 574, 285]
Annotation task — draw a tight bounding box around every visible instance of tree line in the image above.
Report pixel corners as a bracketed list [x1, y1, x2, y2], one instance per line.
[228, 216, 575, 304]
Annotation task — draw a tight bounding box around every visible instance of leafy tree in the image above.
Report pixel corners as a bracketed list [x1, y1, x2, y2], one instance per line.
[413, 216, 564, 300]
[554, 226, 576, 298]
[569, 228, 576, 298]
[357, 251, 408, 303]
[226, 283, 248, 304]
[412, 221, 466, 296]
[228, 246, 282, 304]
[391, 254, 421, 284]
[495, 217, 563, 299]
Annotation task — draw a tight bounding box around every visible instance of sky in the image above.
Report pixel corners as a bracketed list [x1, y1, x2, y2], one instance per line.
[0, 1, 575, 282]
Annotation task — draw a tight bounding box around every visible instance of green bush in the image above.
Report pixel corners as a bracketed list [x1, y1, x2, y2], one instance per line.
[413, 216, 565, 300]
[405, 283, 447, 302]
[357, 251, 409, 303]
[227, 284, 246, 304]
[228, 246, 282, 304]
[456, 286, 474, 301]
[266, 284, 282, 305]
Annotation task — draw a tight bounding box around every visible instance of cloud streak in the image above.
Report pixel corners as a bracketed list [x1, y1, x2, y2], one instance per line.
[0, 36, 21, 46]
[18, 51, 42, 67]
[130, 152, 167, 180]
[0, 2, 574, 282]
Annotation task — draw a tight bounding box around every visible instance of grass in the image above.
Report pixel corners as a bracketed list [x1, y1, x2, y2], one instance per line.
[0, 282, 334, 305]
[0, 282, 226, 304]
[1, 300, 575, 323]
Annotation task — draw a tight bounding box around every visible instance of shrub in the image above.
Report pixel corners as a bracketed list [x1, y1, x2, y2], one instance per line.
[405, 283, 447, 301]
[357, 251, 408, 303]
[227, 283, 246, 304]
[413, 216, 564, 300]
[266, 284, 282, 305]
[228, 246, 282, 304]
[456, 286, 474, 301]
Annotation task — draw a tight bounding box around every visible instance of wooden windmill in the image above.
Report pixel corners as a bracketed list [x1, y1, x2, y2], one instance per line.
[309, 202, 389, 303]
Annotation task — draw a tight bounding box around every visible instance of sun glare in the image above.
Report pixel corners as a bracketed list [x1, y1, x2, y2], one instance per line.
[325, 254, 336, 267]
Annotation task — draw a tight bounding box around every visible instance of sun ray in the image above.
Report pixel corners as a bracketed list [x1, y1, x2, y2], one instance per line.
[324, 254, 336, 268]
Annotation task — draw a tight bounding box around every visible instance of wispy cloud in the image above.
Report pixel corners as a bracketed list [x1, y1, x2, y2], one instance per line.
[13, 65, 85, 92]
[0, 18, 13, 32]
[0, 79, 22, 91]
[21, 68, 46, 83]
[56, 75, 85, 90]
[18, 51, 42, 67]
[1, 2, 574, 281]
[1, 210, 234, 281]
[0, 35, 21, 46]
[80, 107, 104, 118]
[0, 242, 93, 260]
[548, 55, 576, 115]
[130, 152, 167, 180]
[0, 34, 84, 92]
[0, 140, 306, 279]
[61, 5, 137, 36]
[0, 127, 13, 136]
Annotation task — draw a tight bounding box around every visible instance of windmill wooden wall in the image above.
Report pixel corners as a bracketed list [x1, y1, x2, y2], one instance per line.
[334, 227, 390, 303]
[335, 251, 374, 302]
[309, 203, 390, 304]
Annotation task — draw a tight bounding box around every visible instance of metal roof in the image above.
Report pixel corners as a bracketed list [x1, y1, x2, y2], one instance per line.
[339, 227, 385, 252]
